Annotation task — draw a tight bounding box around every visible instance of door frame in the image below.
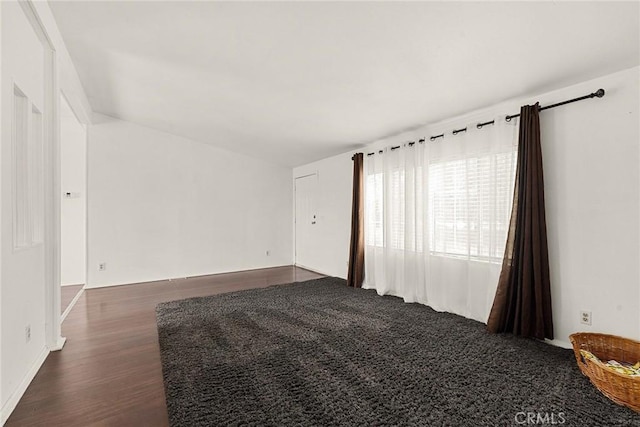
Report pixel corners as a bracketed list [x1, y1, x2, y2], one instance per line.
[18, 0, 65, 351]
[59, 90, 88, 322]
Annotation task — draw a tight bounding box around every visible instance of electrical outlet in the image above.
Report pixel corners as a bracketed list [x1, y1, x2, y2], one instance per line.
[99, 262, 106, 271]
[580, 310, 592, 326]
[25, 325, 31, 342]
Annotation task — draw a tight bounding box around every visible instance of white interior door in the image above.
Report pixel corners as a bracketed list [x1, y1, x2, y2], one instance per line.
[295, 174, 318, 269]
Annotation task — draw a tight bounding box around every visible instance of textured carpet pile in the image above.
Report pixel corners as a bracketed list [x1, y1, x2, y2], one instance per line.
[156, 277, 639, 426]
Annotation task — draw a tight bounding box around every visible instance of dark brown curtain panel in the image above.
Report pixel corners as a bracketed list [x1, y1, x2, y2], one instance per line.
[347, 153, 364, 288]
[487, 104, 554, 340]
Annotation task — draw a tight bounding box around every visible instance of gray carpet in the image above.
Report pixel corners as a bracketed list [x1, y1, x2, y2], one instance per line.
[156, 277, 640, 426]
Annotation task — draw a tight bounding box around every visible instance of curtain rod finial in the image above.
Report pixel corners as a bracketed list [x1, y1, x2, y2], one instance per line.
[595, 89, 605, 98]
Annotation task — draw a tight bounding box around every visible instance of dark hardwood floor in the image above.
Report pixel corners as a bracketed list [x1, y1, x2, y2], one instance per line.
[7, 266, 324, 426]
[60, 284, 84, 315]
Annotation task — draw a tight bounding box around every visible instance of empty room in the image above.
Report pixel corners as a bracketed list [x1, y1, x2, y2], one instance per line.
[1, 1, 639, 425]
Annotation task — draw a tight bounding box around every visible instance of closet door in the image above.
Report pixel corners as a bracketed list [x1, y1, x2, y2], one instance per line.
[294, 173, 318, 270]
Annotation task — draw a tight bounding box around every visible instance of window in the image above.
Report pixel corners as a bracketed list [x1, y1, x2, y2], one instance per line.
[363, 129, 518, 319]
[365, 166, 424, 252]
[389, 168, 405, 250]
[428, 151, 516, 261]
[365, 173, 383, 247]
[364, 138, 516, 263]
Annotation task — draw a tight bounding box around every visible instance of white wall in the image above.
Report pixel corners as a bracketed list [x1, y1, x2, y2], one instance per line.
[60, 96, 87, 286]
[87, 114, 293, 288]
[294, 67, 640, 347]
[540, 68, 639, 347]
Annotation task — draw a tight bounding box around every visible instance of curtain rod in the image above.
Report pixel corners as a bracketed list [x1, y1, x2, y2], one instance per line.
[365, 88, 605, 156]
[505, 88, 605, 122]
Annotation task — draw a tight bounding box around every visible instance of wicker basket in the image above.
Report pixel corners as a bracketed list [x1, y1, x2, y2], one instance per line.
[569, 332, 640, 412]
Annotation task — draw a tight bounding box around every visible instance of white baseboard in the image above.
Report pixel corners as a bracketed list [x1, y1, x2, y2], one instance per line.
[545, 338, 572, 349]
[61, 287, 84, 323]
[49, 336, 67, 352]
[0, 346, 49, 425]
[84, 264, 295, 289]
[294, 263, 333, 278]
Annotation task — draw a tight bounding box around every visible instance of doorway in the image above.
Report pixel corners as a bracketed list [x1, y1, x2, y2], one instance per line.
[59, 94, 86, 319]
[294, 173, 318, 269]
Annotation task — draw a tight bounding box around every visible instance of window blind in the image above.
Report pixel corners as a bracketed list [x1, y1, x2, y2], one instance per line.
[428, 151, 516, 260]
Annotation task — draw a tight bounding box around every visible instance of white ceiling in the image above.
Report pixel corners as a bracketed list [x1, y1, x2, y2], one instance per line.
[49, 1, 639, 167]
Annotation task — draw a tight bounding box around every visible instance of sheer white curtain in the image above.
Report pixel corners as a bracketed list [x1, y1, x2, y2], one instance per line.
[363, 118, 518, 323]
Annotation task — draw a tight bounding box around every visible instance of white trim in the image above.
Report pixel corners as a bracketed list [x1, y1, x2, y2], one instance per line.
[0, 346, 49, 425]
[83, 111, 89, 296]
[59, 91, 83, 124]
[84, 264, 295, 289]
[545, 339, 572, 350]
[18, 0, 65, 374]
[49, 337, 66, 352]
[293, 176, 298, 265]
[47, 40, 63, 350]
[60, 287, 84, 323]
[0, 0, 4, 417]
[292, 171, 319, 180]
[294, 263, 331, 278]
[59, 90, 88, 305]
